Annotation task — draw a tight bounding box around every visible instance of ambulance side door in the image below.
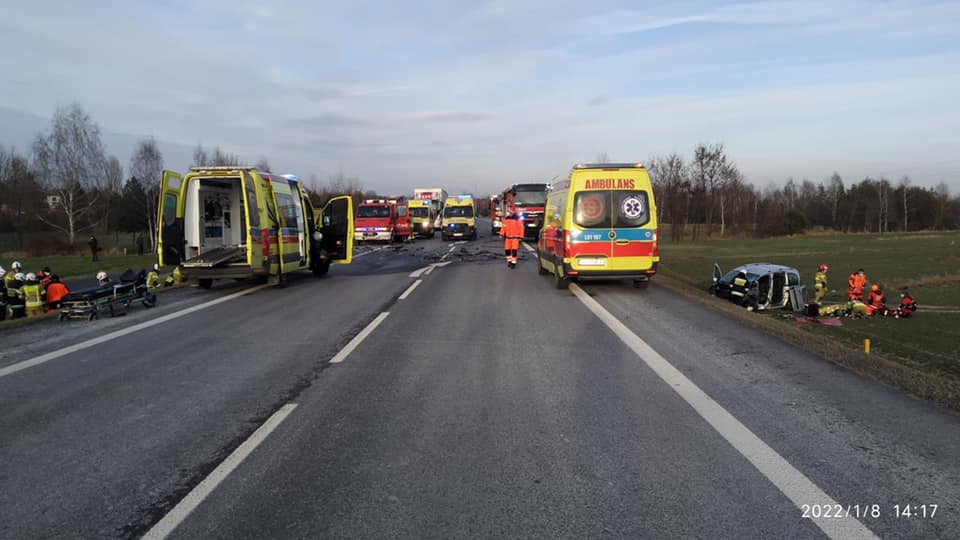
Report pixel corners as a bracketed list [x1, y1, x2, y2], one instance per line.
[157, 170, 184, 267]
[321, 195, 354, 264]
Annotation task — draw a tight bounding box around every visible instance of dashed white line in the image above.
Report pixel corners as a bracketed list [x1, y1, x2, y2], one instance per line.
[440, 244, 458, 261]
[142, 403, 299, 540]
[569, 283, 878, 540]
[521, 241, 535, 252]
[0, 284, 271, 379]
[409, 266, 431, 278]
[328, 312, 390, 364]
[424, 261, 450, 276]
[398, 279, 423, 300]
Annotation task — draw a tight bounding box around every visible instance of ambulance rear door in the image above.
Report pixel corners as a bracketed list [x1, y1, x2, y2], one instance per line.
[321, 195, 354, 264]
[157, 170, 184, 267]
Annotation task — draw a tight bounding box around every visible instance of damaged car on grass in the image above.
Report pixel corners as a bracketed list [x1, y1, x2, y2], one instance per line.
[711, 262, 801, 311]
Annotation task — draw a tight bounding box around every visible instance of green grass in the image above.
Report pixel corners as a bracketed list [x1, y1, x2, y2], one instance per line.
[659, 231, 960, 378]
[1, 253, 158, 281]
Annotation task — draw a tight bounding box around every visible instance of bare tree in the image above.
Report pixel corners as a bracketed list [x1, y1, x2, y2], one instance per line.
[129, 137, 164, 251]
[828, 172, 843, 229]
[899, 175, 910, 232]
[192, 144, 209, 167]
[212, 146, 241, 166]
[105, 156, 124, 195]
[31, 103, 108, 245]
[595, 151, 611, 164]
[691, 143, 726, 238]
[255, 157, 271, 172]
[647, 153, 687, 242]
[718, 161, 742, 237]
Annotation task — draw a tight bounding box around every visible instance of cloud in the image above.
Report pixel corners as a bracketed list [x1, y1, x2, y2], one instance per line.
[301, 87, 346, 102]
[288, 112, 373, 128]
[587, 96, 609, 106]
[410, 112, 493, 123]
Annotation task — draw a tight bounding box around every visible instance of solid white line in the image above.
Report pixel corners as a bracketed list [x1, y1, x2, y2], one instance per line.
[0, 284, 271, 379]
[569, 283, 878, 540]
[398, 279, 422, 300]
[521, 241, 535, 252]
[141, 403, 299, 540]
[353, 246, 387, 258]
[328, 312, 390, 364]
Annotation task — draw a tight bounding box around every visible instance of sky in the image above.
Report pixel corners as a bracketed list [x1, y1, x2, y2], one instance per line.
[1, 0, 959, 196]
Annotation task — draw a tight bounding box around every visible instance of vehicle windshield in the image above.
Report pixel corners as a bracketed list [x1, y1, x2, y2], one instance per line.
[444, 206, 474, 218]
[357, 206, 390, 218]
[397, 206, 408, 217]
[409, 207, 429, 218]
[513, 190, 547, 207]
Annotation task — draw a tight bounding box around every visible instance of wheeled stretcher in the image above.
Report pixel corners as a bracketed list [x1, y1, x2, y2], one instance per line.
[59, 270, 157, 321]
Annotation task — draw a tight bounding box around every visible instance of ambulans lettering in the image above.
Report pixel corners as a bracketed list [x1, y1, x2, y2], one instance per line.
[583, 179, 636, 189]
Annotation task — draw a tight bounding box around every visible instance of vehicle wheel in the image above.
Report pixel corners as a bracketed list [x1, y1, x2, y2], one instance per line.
[553, 261, 568, 290]
[88, 312, 97, 321]
[58, 312, 67, 321]
[143, 293, 157, 307]
[198, 278, 213, 289]
[389, 232, 395, 243]
[312, 260, 331, 276]
[278, 273, 288, 289]
[632, 279, 649, 289]
[537, 251, 549, 275]
[471, 231, 477, 241]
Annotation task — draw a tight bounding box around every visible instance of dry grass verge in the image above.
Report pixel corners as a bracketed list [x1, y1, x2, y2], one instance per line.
[654, 274, 960, 414]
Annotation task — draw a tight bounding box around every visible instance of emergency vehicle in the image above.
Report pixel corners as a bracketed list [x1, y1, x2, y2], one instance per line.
[490, 195, 503, 235]
[441, 195, 477, 241]
[537, 163, 659, 289]
[407, 199, 435, 237]
[394, 202, 415, 242]
[501, 183, 550, 239]
[157, 166, 354, 288]
[355, 199, 397, 242]
[414, 187, 448, 216]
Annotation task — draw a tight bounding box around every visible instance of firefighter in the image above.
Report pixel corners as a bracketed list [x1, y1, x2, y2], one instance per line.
[847, 268, 866, 301]
[45, 275, 70, 311]
[22, 273, 45, 318]
[865, 284, 888, 316]
[4, 261, 22, 288]
[6, 272, 26, 319]
[893, 287, 917, 318]
[499, 209, 523, 268]
[146, 264, 162, 290]
[40, 267, 54, 289]
[814, 263, 829, 304]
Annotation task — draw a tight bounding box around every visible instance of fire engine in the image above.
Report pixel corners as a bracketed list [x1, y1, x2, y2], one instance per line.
[355, 199, 397, 242]
[501, 183, 550, 240]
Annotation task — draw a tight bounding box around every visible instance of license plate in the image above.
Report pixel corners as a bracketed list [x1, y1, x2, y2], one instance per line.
[578, 258, 607, 266]
[453, 233, 463, 237]
[364, 232, 376, 237]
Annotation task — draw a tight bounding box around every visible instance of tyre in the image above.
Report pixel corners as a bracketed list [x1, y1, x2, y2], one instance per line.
[632, 279, 649, 290]
[198, 278, 213, 289]
[58, 312, 67, 321]
[143, 293, 157, 308]
[553, 260, 568, 290]
[278, 273, 288, 289]
[470, 231, 477, 241]
[537, 251, 549, 275]
[312, 260, 331, 277]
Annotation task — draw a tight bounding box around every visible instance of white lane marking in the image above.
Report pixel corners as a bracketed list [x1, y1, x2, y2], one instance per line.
[440, 244, 458, 261]
[409, 266, 431, 278]
[423, 261, 451, 276]
[398, 279, 423, 300]
[0, 284, 271, 379]
[455, 241, 467, 245]
[328, 312, 390, 364]
[142, 403, 298, 540]
[521, 241, 535, 252]
[353, 246, 387, 258]
[569, 283, 878, 540]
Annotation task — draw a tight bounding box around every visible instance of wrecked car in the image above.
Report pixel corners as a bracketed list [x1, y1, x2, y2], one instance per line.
[711, 262, 801, 311]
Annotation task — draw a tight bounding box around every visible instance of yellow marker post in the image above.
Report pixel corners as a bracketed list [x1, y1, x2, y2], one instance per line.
[864, 339, 871, 354]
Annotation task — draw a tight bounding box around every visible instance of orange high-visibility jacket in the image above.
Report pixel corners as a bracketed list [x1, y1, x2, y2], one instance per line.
[45, 282, 70, 305]
[500, 217, 524, 250]
[848, 273, 866, 294]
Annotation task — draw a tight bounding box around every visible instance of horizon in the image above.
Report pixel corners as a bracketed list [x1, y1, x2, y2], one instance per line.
[2, 1, 958, 195]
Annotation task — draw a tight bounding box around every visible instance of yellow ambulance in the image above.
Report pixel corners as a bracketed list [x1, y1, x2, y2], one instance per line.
[406, 199, 435, 238]
[441, 195, 477, 241]
[157, 166, 354, 288]
[537, 163, 659, 289]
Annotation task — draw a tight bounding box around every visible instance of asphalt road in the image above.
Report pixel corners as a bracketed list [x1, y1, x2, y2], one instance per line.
[1, 219, 958, 539]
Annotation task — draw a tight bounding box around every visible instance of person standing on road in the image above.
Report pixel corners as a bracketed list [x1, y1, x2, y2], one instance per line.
[44, 275, 70, 312]
[22, 273, 45, 318]
[847, 268, 866, 301]
[89, 235, 100, 262]
[500, 210, 523, 268]
[814, 263, 829, 304]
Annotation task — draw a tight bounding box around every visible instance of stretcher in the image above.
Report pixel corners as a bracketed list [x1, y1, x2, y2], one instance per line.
[59, 270, 157, 321]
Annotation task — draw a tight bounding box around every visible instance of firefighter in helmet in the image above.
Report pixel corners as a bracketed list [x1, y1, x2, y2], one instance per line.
[499, 209, 524, 268]
[814, 263, 829, 304]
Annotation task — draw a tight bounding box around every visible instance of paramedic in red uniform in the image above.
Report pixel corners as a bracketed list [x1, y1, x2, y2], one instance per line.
[500, 210, 523, 268]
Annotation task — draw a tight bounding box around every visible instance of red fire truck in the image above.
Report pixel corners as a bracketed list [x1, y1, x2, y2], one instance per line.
[501, 183, 550, 240]
[355, 199, 397, 242]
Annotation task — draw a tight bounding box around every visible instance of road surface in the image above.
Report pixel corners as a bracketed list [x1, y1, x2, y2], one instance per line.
[1, 219, 958, 539]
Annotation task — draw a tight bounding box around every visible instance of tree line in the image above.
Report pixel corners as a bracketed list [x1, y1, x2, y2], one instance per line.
[0, 103, 371, 255]
[647, 144, 960, 241]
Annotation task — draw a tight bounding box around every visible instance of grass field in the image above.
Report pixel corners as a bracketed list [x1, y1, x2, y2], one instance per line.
[659, 231, 960, 384]
[1, 253, 157, 281]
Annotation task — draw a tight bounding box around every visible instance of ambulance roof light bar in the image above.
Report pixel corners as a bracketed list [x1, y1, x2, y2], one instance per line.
[363, 199, 388, 204]
[190, 165, 257, 172]
[573, 162, 644, 169]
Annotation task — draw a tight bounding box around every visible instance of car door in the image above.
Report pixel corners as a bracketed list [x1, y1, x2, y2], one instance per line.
[321, 195, 354, 264]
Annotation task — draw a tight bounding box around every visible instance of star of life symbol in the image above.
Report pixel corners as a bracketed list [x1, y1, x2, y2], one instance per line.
[621, 196, 644, 218]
